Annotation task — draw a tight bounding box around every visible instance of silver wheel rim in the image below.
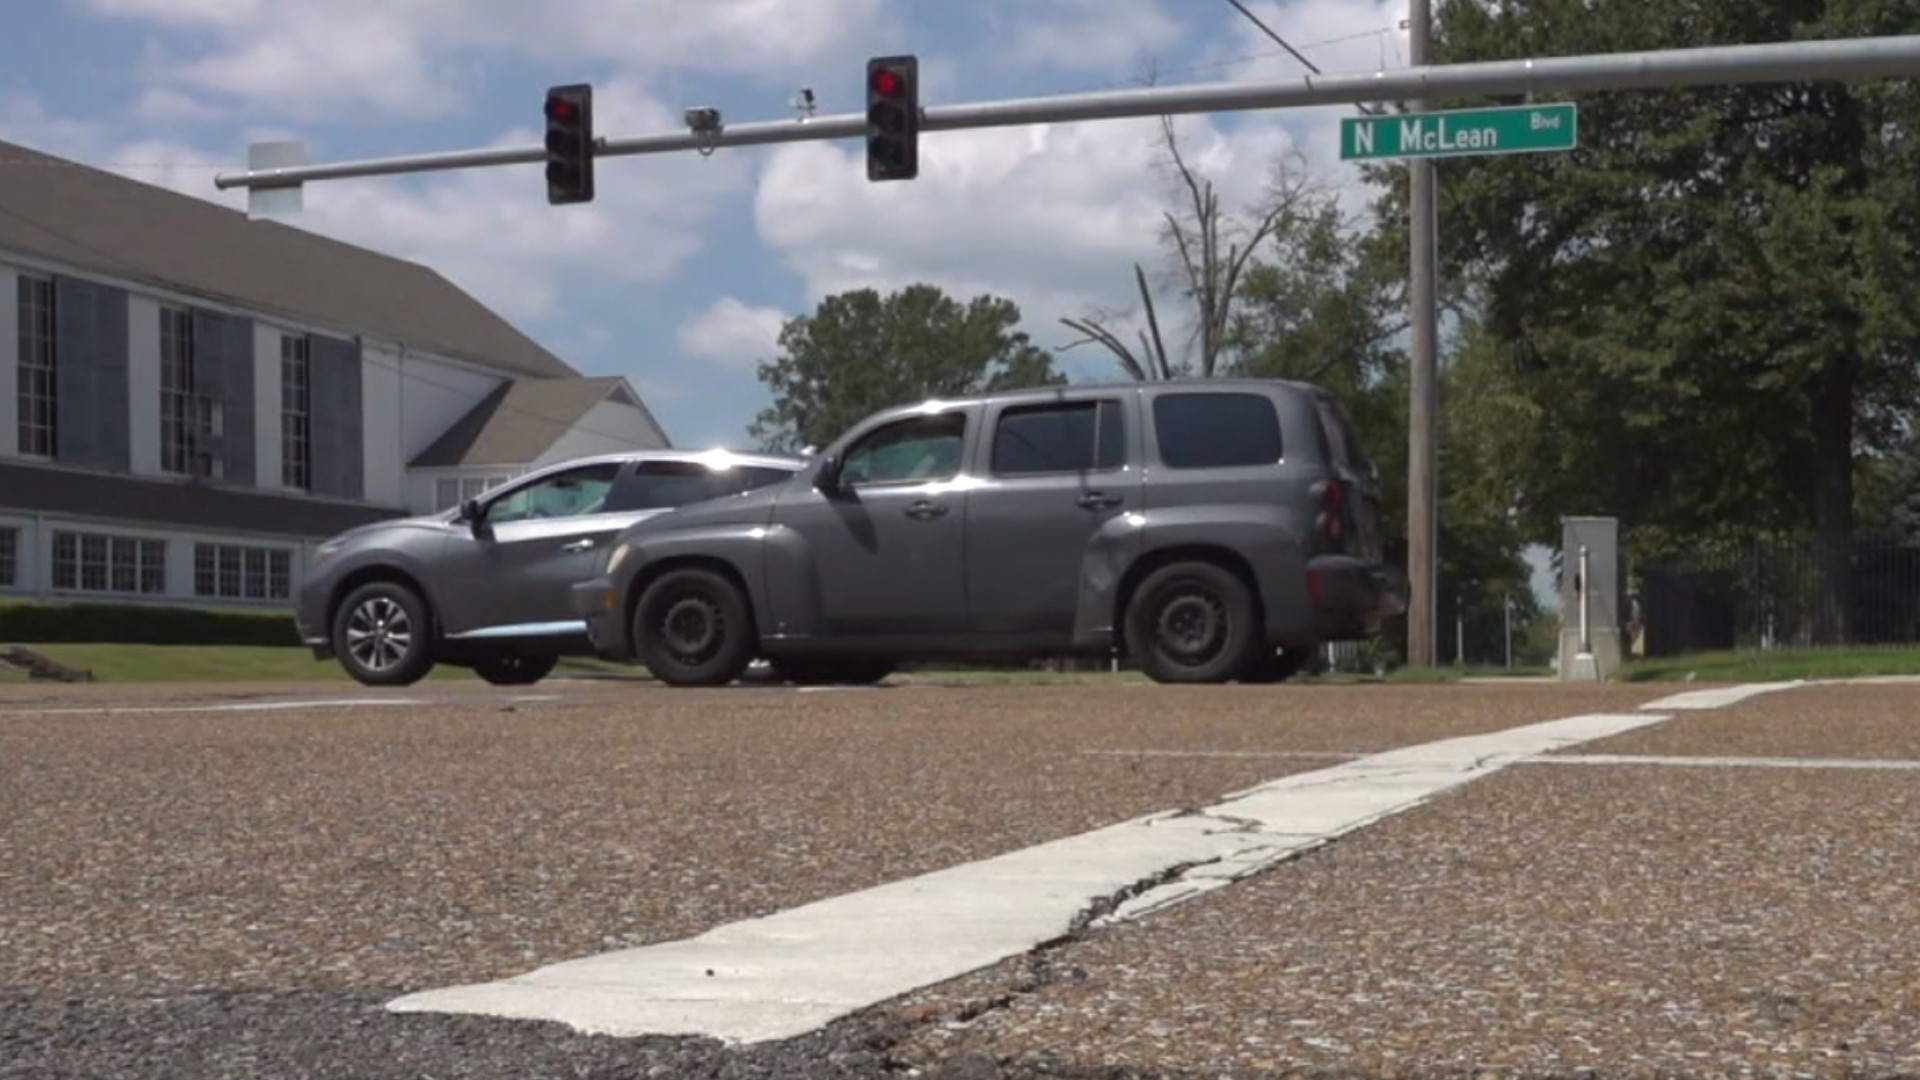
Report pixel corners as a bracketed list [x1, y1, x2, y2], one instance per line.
[346, 596, 413, 673]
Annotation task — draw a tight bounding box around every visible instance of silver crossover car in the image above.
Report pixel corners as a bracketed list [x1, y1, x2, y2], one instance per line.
[295, 448, 804, 686]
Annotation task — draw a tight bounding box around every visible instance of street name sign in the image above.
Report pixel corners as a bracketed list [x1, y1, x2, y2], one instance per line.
[1339, 102, 1579, 161]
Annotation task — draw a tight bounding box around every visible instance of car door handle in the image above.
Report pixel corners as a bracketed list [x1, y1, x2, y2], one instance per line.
[1076, 491, 1123, 510]
[903, 500, 948, 520]
[560, 538, 596, 553]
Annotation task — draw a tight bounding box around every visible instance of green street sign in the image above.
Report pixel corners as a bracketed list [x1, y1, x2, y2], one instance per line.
[1339, 103, 1579, 161]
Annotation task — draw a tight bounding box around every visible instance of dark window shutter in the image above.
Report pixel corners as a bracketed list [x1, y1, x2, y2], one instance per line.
[53, 277, 131, 472]
[306, 334, 364, 500]
[190, 311, 258, 487]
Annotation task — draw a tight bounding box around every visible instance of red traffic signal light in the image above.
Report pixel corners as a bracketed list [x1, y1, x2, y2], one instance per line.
[865, 55, 919, 182]
[543, 83, 594, 206]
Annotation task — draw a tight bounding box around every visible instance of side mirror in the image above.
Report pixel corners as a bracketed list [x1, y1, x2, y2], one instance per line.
[462, 498, 489, 536]
[813, 454, 842, 492]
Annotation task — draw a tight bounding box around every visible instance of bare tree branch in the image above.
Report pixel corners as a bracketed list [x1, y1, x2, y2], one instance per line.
[1136, 263, 1171, 380]
[1058, 316, 1150, 381]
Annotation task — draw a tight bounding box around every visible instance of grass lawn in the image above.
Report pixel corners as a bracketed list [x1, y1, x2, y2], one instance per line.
[9, 643, 639, 684]
[1619, 646, 1920, 683]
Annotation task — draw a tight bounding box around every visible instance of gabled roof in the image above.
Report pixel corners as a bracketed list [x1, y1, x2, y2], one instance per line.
[409, 376, 670, 468]
[0, 136, 575, 380]
[0, 460, 404, 538]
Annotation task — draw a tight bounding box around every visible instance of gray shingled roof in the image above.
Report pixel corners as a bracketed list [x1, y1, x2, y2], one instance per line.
[409, 376, 670, 468]
[0, 136, 575, 380]
[0, 461, 406, 538]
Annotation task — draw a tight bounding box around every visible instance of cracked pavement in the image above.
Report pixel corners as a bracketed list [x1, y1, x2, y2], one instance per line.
[16, 677, 1915, 1078]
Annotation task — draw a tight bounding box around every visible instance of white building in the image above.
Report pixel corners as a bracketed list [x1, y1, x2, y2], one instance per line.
[0, 135, 670, 611]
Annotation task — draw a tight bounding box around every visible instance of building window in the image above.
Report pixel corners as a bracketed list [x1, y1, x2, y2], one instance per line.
[280, 335, 311, 489]
[16, 276, 56, 457]
[0, 526, 17, 588]
[193, 543, 292, 601]
[436, 475, 510, 511]
[51, 530, 166, 595]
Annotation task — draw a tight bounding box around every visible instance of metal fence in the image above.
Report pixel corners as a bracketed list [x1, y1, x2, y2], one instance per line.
[1636, 533, 1920, 656]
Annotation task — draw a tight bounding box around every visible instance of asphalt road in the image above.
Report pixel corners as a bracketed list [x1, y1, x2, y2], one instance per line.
[2, 676, 1915, 1078]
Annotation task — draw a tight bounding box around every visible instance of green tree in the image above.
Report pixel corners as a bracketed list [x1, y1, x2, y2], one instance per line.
[749, 284, 1063, 453]
[1364, 0, 1920, 642]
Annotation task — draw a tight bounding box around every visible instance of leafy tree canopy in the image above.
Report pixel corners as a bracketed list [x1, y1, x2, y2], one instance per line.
[1361, 0, 1920, 566]
[750, 284, 1063, 453]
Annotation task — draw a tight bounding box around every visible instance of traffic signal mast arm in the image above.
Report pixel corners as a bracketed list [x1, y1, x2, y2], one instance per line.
[213, 35, 1920, 194]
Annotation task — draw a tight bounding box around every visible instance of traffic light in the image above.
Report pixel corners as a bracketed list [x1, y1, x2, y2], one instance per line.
[543, 83, 595, 205]
[865, 55, 919, 182]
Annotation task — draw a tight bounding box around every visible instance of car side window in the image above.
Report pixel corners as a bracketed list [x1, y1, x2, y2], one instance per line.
[838, 413, 967, 487]
[990, 400, 1126, 476]
[485, 463, 620, 523]
[1151, 392, 1284, 469]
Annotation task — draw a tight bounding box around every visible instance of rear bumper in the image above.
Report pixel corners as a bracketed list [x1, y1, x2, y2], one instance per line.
[569, 577, 630, 658]
[1307, 555, 1408, 638]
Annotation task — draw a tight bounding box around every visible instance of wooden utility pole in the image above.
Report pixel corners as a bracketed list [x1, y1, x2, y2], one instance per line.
[1406, 0, 1441, 667]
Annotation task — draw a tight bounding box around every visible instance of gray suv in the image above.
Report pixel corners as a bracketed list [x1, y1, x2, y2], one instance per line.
[295, 449, 803, 686]
[570, 379, 1405, 686]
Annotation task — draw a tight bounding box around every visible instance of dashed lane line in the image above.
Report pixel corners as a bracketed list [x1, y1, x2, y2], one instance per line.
[1530, 752, 1920, 771]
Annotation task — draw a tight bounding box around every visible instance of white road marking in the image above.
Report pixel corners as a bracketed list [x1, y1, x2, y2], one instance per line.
[1079, 749, 1363, 761]
[0, 697, 423, 717]
[1530, 752, 1920, 771]
[0, 692, 565, 717]
[1638, 681, 1805, 710]
[385, 708, 1678, 1044]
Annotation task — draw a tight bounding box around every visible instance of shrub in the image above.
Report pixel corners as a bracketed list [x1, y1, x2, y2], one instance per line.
[0, 600, 299, 647]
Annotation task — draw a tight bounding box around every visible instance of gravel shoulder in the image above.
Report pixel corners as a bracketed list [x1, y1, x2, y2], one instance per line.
[0, 679, 1690, 1079]
[889, 760, 1920, 1078]
[0, 682, 1626, 999]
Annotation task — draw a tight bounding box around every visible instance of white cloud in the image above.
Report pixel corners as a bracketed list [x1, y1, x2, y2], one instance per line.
[997, 0, 1186, 73]
[677, 297, 788, 372]
[80, 0, 894, 120]
[740, 0, 1416, 379]
[0, 78, 749, 328]
[1202, 0, 1413, 220]
[754, 108, 1300, 370]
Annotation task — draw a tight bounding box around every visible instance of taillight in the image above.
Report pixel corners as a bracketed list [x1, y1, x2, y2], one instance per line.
[1314, 478, 1346, 548]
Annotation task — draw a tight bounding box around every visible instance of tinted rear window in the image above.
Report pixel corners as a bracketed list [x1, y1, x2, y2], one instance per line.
[609, 461, 795, 511]
[1152, 392, 1283, 469]
[991, 400, 1126, 475]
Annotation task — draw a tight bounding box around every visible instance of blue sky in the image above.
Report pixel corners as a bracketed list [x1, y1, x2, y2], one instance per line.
[0, 0, 1412, 449]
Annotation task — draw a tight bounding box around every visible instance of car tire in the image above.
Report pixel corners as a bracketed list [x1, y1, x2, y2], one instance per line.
[1124, 560, 1261, 685]
[332, 580, 436, 687]
[633, 568, 756, 687]
[1237, 646, 1313, 685]
[471, 651, 559, 686]
[769, 656, 895, 686]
